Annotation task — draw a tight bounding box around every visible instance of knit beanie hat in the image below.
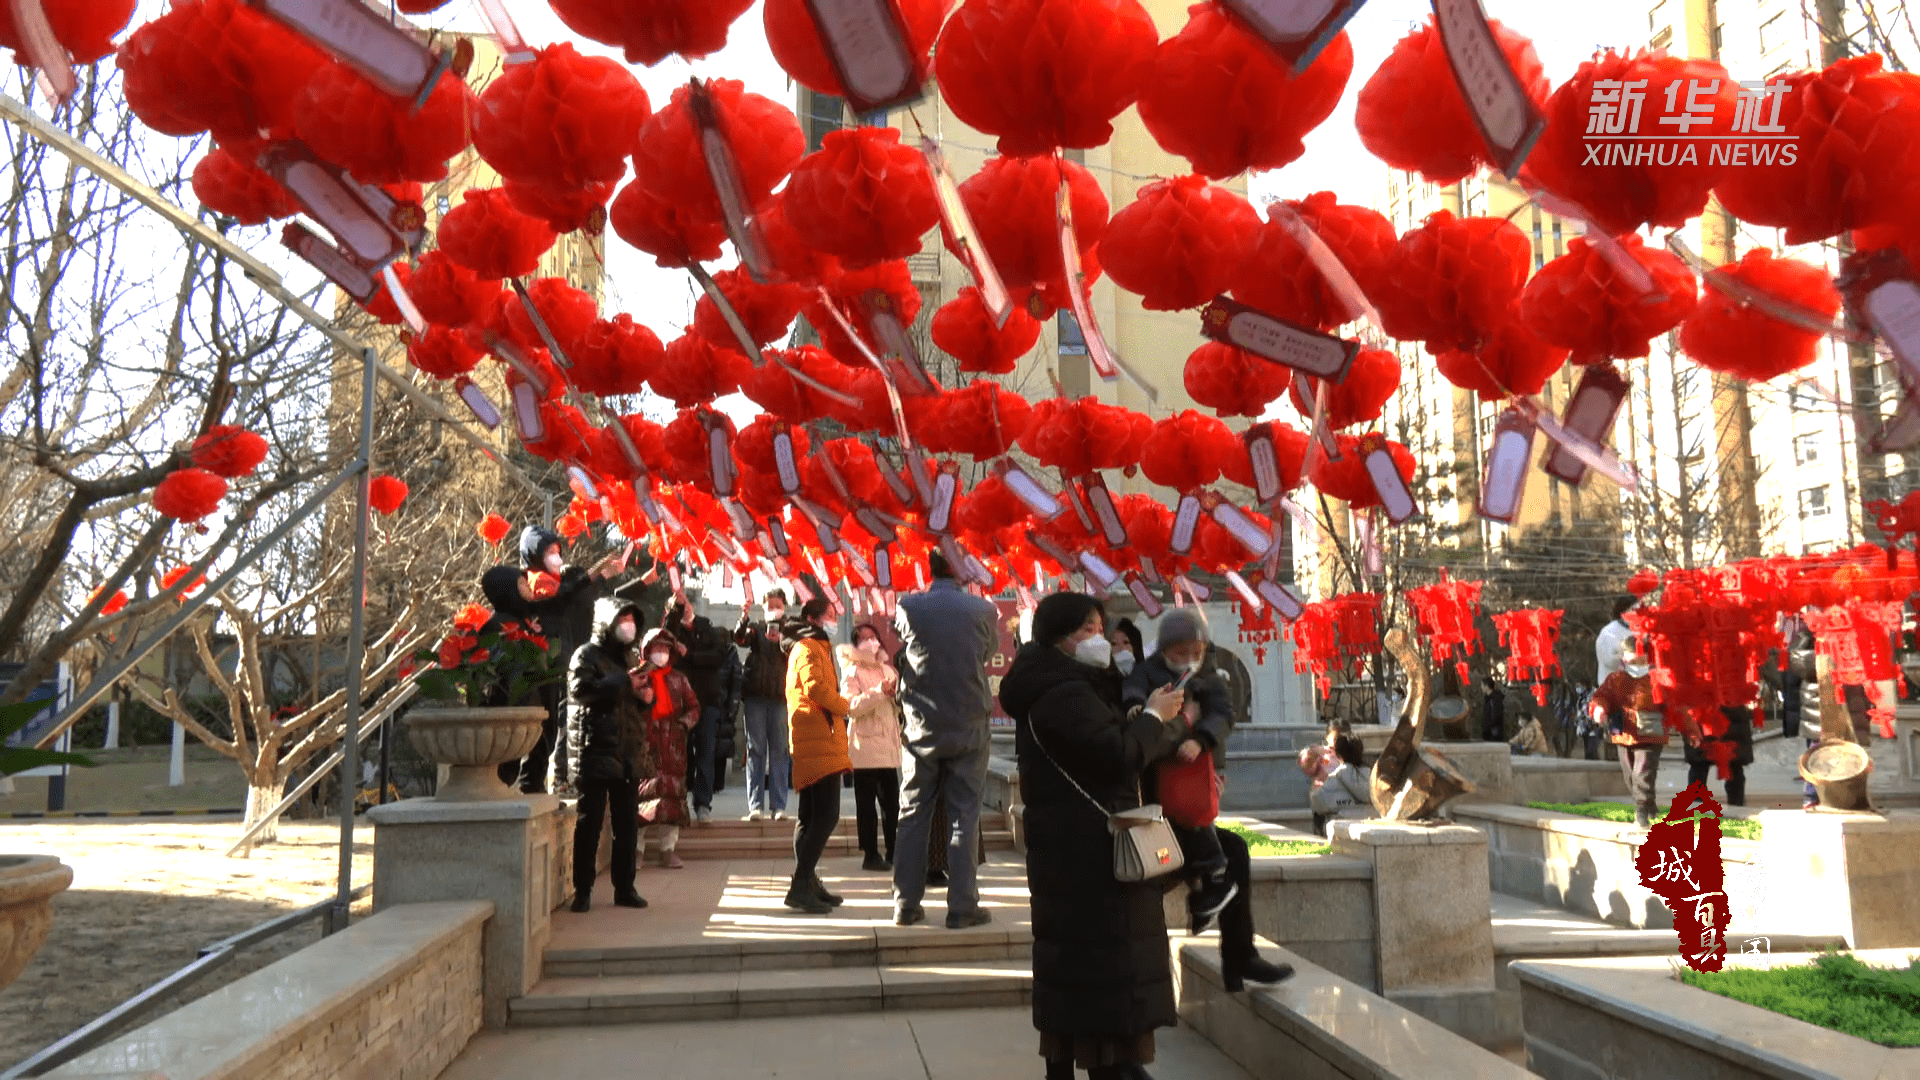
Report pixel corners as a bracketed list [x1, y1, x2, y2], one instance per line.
[1156, 608, 1207, 652]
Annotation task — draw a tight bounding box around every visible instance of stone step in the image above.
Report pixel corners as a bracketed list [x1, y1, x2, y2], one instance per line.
[543, 922, 1033, 980]
[659, 831, 1016, 859]
[511, 958, 1033, 1027]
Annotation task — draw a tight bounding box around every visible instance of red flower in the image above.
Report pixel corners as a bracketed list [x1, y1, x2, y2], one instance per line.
[437, 637, 464, 669]
[453, 603, 491, 633]
[468, 648, 490, 665]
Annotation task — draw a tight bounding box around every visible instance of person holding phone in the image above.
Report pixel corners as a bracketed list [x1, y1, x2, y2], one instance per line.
[635, 628, 699, 869]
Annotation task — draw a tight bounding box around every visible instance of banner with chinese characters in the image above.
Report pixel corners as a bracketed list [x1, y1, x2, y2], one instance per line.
[1635, 782, 1729, 972]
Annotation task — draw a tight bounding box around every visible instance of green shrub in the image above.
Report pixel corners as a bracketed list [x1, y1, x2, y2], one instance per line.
[1527, 800, 1762, 841]
[1221, 821, 1331, 857]
[1681, 951, 1920, 1047]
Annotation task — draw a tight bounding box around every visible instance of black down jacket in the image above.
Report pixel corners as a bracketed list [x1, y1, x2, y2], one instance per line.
[998, 641, 1184, 1042]
[566, 597, 653, 783]
[1122, 653, 1235, 779]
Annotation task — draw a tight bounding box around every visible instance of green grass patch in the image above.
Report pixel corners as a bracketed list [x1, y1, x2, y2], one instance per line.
[1680, 951, 1920, 1047]
[1526, 800, 1763, 841]
[1221, 821, 1331, 857]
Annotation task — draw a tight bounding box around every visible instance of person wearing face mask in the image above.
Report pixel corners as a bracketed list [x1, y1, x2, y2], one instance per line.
[839, 623, 904, 872]
[784, 598, 855, 914]
[732, 590, 794, 821]
[1110, 619, 1144, 679]
[662, 597, 731, 825]
[636, 628, 700, 869]
[565, 598, 653, 913]
[998, 592, 1190, 1080]
[1589, 596, 1672, 830]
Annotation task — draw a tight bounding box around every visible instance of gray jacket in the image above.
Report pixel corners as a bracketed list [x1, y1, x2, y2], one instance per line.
[893, 579, 999, 758]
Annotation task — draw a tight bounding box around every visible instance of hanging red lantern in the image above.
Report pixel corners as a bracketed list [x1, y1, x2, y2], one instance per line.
[1138, 7, 1351, 180]
[117, 0, 324, 142]
[955, 474, 1032, 542]
[570, 314, 663, 396]
[806, 438, 893, 513]
[1374, 210, 1531, 354]
[609, 174, 728, 269]
[1291, 601, 1344, 695]
[1231, 192, 1396, 332]
[153, 467, 227, 521]
[1713, 56, 1920, 245]
[1182, 341, 1290, 419]
[502, 277, 599, 357]
[746, 346, 854, 423]
[547, 0, 753, 66]
[191, 146, 297, 225]
[935, 0, 1158, 156]
[1519, 234, 1699, 360]
[191, 425, 268, 477]
[783, 126, 942, 268]
[1408, 569, 1485, 683]
[369, 475, 409, 515]
[632, 78, 804, 228]
[294, 59, 476, 185]
[1139, 410, 1238, 492]
[651, 333, 753, 408]
[1100, 174, 1258, 312]
[504, 177, 615, 236]
[87, 585, 130, 616]
[357, 262, 412, 326]
[1355, 15, 1549, 184]
[938, 382, 1033, 460]
[409, 251, 498, 327]
[663, 407, 736, 486]
[478, 513, 513, 544]
[753, 191, 842, 287]
[408, 326, 484, 380]
[595, 414, 670, 477]
[1678, 248, 1843, 382]
[1308, 432, 1414, 508]
[955, 153, 1107, 318]
[473, 42, 651, 192]
[1, 0, 135, 63]
[825, 369, 900, 434]
[805, 259, 922, 364]
[764, 0, 950, 97]
[931, 287, 1040, 375]
[438, 188, 557, 281]
[1493, 607, 1565, 706]
[1221, 422, 1309, 495]
[1289, 348, 1399, 430]
[692, 267, 807, 348]
[1017, 398, 1151, 476]
[1525, 51, 1737, 238]
[1433, 304, 1570, 400]
[735, 415, 809, 476]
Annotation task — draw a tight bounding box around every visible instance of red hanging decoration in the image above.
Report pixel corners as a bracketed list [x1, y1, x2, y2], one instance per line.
[753, 191, 842, 287]
[1374, 209, 1531, 354]
[1433, 303, 1570, 400]
[570, 314, 663, 396]
[504, 277, 599, 355]
[1678, 248, 1843, 382]
[1017, 397, 1151, 477]
[547, 0, 754, 66]
[117, 0, 326, 142]
[746, 346, 854, 423]
[1492, 607, 1565, 706]
[1233, 591, 1281, 665]
[1288, 348, 1399, 430]
[408, 326, 484, 380]
[88, 586, 130, 616]
[937, 383, 1033, 460]
[1139, 410, 1238, 493]
[1137, 6, 1351, 180]
[609, 174, 729, 269]
[1307, 432, 1414, 509]
[763, 0, 950, 98]
[409, 251, 499, 328]
[1220, 422, 1308, 495]
[153, 468, 228, 521]
[735, 415, 810, 476]
[932, 286, 1042, 374]
[934, 0, 1159, 157]
[293, 60, 476, 185]
[1805, 599, 1906, 738]
[503, 177, 615, 236]
[190, 425, 268, 477]
[650, 333, 753, 408]
[1355, 14, 1549, 184]
[369, 475, 409, 515]
[955, 153, 1107, 318]
[692, 267, 806, 348]
[1407, 569, 1484, 684]
[191, 146, 298, 225]
[632, 78, 804, 230]
[1231, 191, 1396, 332]
[781, 127, 941, 268]
[358, 262, 411, 326]
[804, 259, 921, 364]
[474, 42, 650, 193]
[1182, 341, 1291, 419]
[477, 513, 513, 545]
[1099, 174, 1258, 312]
[1519, 234, 1699, 360]
[0, 0, 135, 63]
[437, 188, 558, 280]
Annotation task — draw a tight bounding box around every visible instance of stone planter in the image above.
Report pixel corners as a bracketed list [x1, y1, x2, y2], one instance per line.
[0, 854, 74, 991]
[406, 706, 547, 802]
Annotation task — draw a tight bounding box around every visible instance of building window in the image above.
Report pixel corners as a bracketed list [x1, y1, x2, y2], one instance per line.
[1798, 485, 1830, 520]
[803, 91, 846, 152]
[1759, 12, 1784, 53]
[436, 194, 450, 215]
[1057, 311, 1087, 355]
[858, 108, 889, 127]
[1793, 433, 1821, 466]
[1550, 220, 1564, 256]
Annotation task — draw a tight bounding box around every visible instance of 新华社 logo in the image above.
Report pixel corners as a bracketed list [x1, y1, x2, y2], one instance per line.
[1585, 78, 1799, 166]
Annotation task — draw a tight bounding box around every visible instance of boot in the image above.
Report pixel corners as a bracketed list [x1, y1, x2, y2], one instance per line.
[570, 892, 591, 913]
[1044, 1058, 1074, 1080]
[1087, 1064, 1153, 1080]
[810, 873, 845, 907]
[1187, 869, 1239, 935]
[1222, 954, 1294, 993]
[785, 877, 833, 914]
[613, 890, 649, 909]
[862, 851, 892, 872]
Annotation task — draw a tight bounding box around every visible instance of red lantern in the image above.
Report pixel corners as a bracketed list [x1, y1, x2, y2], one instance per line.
[1355, 15, 1549, 184]
[1221, 422, 1309, 495]
[1289, 348, 1399, 430]
[547, 0, 753, 66]
[764, 0, 949, 97]
[1183, 341, 1290, 419]
[931, 286, 1041, 375]
[955, 153, 1107, 318]
[805, 438, 892, 513]
[1308, 432, 1414, 509]
[824, 369, 897, 433]
[473, 42, 650, 192]
[735, 415, 809, 475]
[408, 326, 484, 380]
[1519, 234, 1699, 361]
[663, 407, 735, 485]
[783, 127, 941, 268]
[570, 314, 663, 396]
[747, 346, 854, 423]
[1493, 607, 1565, 706]
[191, 146, 297, 225]
[938, 383, 1032, 460]
[1099, 173, 1258, 312]
[191, 425, 268, 477]
[753, 191, 842, 287]
[158, 566, 207, 596]
[409, 251, 498, 327]
[1231, 192, 1396, 332]
[369, 475, 409, 515]
[357, 262, 412, 326]
[294, 59, 476, 185]
[1407, 569, 1484, 683]
[1138, 7, 1351, 180]
[609, 174, 728, 269]
[88, 585, 130, 616]
[503, 177, 615, 236]
[1679, 248, 1844, 382]
[955, 474, 1032, 542]
[501, 277, 598, 357]
[478, 513, 513, 544]
[805, 259, 922, 365]
[1374, 210, 1531, 354]
[1713, 56, 1920, 246]
[1525, 51, 1737, 238]
[1433, 304, 1569, 400]
[692, 267, 807, 348]
[153, 467, 227, 521]
[1016, 398, 1150, 476]
[632, 78, 804, 229]
[438, 189, 557, 280]
[1139, 410, 1237, 492]
[117, 0, 324, 142]
[651, 334, 753, 408]
[0, 0, 135, 63]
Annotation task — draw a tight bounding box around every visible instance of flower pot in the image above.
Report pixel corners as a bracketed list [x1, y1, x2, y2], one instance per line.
[0, 854, 74, 991]
[406, 705, 548, 802]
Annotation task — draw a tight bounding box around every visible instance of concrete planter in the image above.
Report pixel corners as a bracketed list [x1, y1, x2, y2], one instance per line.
[406, 706, 547, 802]
[0, 853, 73, 991]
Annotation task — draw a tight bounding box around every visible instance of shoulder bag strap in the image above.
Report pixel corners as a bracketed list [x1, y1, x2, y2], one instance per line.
[1029, 724, 1115, 822]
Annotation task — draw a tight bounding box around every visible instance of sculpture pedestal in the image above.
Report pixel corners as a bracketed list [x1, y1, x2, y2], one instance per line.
[1759, 809, 1920, 949]
[368, 795, 562, 1027]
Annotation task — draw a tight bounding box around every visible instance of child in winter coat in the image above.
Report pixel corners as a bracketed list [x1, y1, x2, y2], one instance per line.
[840, 623, 904, 871]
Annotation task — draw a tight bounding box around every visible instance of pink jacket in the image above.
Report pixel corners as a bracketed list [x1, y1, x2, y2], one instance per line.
[838, 644, 903, 771]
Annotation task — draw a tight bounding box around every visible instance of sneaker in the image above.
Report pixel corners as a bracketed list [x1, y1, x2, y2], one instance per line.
[745, 809, 765, 822]
[772, 810, 789, 821]
[662, 851, 685, 870]
[861, 852, 893, 872]
[613, 891, 649, 909]
[946, 908, 992, 930]
[695, 808, 713, 824]
[785, 883, 834, 914]
[894, 905, 926, 926]
[1187, 876, 1240, 935]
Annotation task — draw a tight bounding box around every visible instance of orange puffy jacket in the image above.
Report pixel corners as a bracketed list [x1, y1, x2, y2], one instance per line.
[787, 625, 853, 791]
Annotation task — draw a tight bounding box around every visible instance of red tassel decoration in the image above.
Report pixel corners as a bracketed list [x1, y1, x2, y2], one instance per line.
[369, 475, 409, 515]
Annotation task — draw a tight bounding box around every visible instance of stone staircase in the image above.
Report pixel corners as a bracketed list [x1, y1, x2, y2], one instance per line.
[650, 816, 1018, 860]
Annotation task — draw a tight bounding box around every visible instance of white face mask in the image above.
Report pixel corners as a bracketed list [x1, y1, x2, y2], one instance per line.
[1114, 650, 1136, 675]
[858, 639, 880, 654]
[1180, 659, 1203, 675]
[647, 650, 670, 668]
[544, 551, 564, 575]
[765, 607, 786, 623]
[614, 622, 636, 644]
[1073, 635, 1113, 669]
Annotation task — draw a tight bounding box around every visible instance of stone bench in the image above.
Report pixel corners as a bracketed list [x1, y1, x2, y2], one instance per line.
[1509, 757, 1629, 803]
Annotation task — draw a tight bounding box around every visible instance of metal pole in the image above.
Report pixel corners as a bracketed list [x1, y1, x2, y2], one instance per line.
[327, 349, 377, 937]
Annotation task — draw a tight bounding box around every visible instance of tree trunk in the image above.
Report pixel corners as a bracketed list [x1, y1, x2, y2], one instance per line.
[243, 775, 286, 846]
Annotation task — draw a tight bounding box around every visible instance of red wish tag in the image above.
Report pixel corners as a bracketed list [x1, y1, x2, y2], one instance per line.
[510, 382, 545, 444]
[800, 0, 926, 113]
[853, 505, 899, 545]
[874, 542, 894, 589]
[1059, 182, 1121, 381]
[927, 465, 959, 534]
[723, 497, 756, 540]
[1476, 406, 1536, 524]
[1841, 247, 1920, 392]
[280, 222, 377, 301]
[874, 450, 915, 507]
[1124, 572, 1164, 617]
[1200, 296, 1359, 381]
[923, 138, 1010, 326]
[1256, 578, 1306, 620]
[1217, 0, 1365, 71]
[767, 517, 790, 557]
[1224, 570, 1262, 611]
[1243, 423, 1284, 504]
[994, 459, 1062, 518]
[259, 143, 405, 267]
[1431, 0, 1547, 179]
[254, 0, 443, 99]
[1542, 362, 1629, 485]
[687, 80, 773, 281]
[1024, 528, 1075, 573]
[10, 0, 75, 102]
[453, 377, 501, 430]
[702, 409, 736, 498]
[1081, 473, 1129, 548]
[1077, 550, 1119, 589]
[774, 426, 802, 493]
[1207, 494, 1274, 558]
[1358, 434, 1417, 523]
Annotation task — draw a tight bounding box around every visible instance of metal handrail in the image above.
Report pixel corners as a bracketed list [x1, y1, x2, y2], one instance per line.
[0, 882, 374, 1080]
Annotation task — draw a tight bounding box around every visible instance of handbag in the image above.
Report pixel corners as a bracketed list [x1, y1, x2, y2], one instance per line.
[1155, 750, 1221, 829]
[1033, 729, 1186, 883]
